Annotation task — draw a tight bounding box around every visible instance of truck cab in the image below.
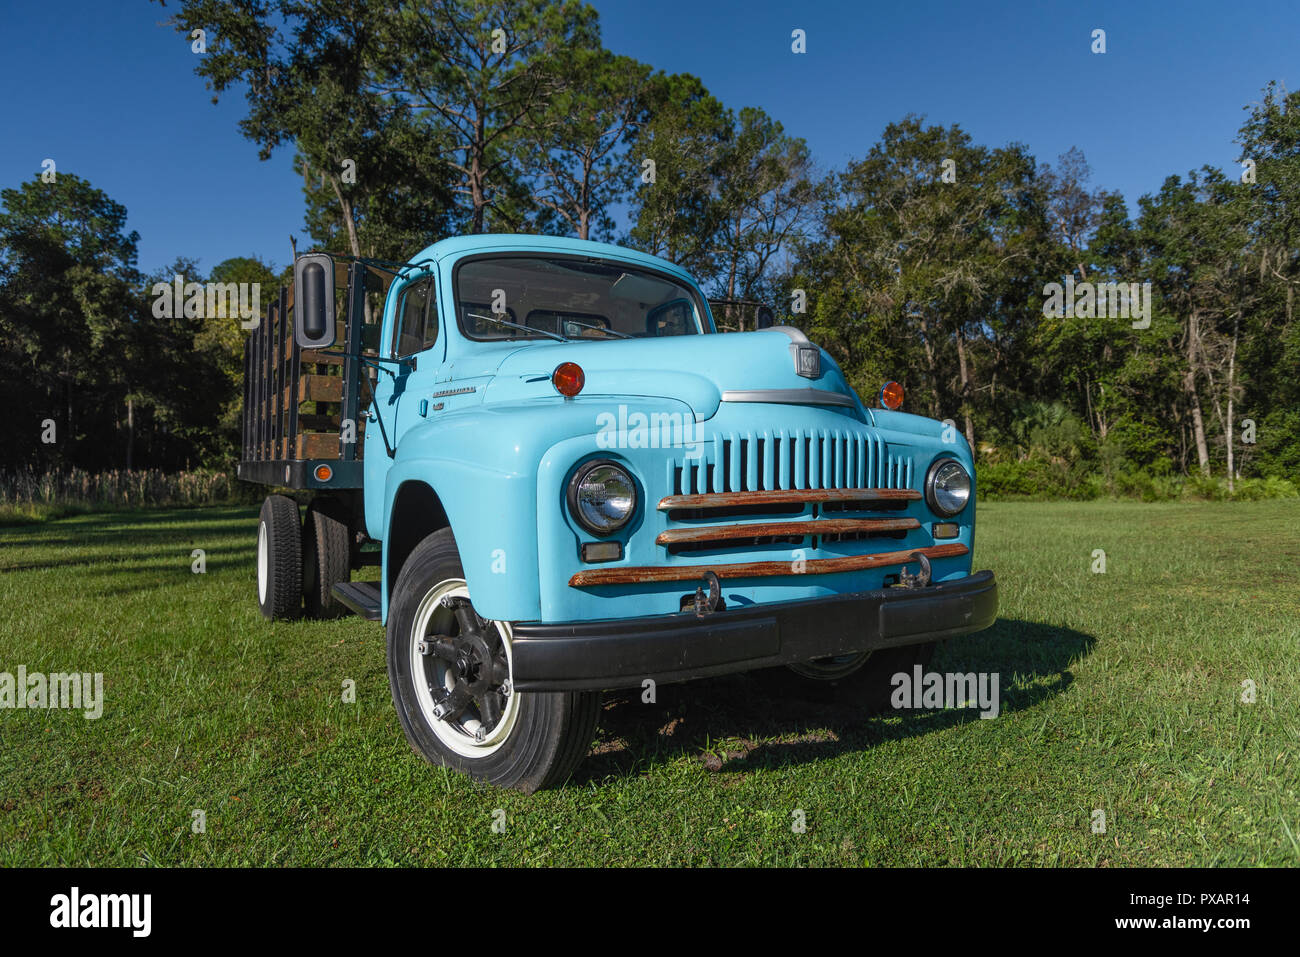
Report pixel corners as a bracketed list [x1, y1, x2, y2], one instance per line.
[242, 234, 997, 792]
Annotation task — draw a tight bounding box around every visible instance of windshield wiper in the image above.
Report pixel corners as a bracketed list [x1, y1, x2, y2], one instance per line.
[560, 318, 632, 339]
[467, 312, 568, 342]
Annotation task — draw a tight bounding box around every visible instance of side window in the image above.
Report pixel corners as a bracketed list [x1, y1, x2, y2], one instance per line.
[647, 298, 695, 337]
[394, 278, 437, 358]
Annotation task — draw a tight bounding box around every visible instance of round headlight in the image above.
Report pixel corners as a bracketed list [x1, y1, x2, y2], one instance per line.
[926, 458, 971, 517]
[567, 460, 637, 535]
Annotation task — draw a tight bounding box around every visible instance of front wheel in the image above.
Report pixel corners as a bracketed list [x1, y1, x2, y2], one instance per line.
[386, 528, 600, 792]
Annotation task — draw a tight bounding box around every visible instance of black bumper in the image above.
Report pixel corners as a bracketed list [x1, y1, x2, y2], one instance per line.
[511, 570, 998, 692]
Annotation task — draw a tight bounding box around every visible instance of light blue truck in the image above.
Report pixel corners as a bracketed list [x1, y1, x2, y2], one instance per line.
[239, 234, 997, 792]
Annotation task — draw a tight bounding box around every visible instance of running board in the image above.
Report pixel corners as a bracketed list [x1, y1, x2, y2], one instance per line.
[332, 581, 382, 621]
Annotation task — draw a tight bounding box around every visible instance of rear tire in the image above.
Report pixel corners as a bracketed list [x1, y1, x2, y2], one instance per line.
[785, 642, 939, 713]
[257, 494, 302, 620]
[302, 500, 351, 619]
[386, 528, 601, 792]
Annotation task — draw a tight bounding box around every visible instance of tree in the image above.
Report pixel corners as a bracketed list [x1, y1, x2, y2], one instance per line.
[794, 117, 1046, 448]
[161, 0, 456, 260]
[382, 0, 600, 233]
[197, 256, 279, 465]
[0, 174, 140, 470]
[1040, 147, 1115, 278]
[625, 72, 730, 278]
[1234, 82, 1300, 479]
[1138, 169, 1257, 477]
[713, 107, 822, 312]
[526, 48, 653, 240]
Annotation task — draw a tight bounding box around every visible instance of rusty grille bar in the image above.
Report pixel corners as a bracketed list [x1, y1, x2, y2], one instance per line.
[659, 488, 920, 510]
[655, 517, 920, 546]
[569, 543, 968, 587]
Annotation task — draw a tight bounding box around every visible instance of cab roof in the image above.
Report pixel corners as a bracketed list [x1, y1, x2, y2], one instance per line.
[406, 234, 696, 285]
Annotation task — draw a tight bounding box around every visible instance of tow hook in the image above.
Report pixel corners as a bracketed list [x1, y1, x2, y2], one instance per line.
[899, 552, 932, 589]
[693, 570, 721, 617]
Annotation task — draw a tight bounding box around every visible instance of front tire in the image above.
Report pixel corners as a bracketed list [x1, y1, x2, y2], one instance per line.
[386, 528, 600, 792]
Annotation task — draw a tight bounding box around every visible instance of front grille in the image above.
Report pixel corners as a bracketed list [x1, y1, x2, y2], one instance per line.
[667, 429, 912, 496]
[568, 428, 960, 589]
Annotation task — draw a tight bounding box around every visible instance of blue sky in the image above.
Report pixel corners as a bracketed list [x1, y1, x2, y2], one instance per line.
[1, 0, 1295, 275]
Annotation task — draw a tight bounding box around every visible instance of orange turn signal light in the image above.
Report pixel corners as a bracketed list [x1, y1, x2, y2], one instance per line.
[553, 362, 585, 398]
[880, 380, 904, 410]
[314, 464, 333, 482]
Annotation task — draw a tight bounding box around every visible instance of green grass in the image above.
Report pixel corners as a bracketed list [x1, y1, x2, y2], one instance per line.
[1, 501, 1297, 866]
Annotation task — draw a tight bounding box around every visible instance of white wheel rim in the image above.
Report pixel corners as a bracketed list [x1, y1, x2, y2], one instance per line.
[409, 578, 520, 758]
[257, 521, 269, 605]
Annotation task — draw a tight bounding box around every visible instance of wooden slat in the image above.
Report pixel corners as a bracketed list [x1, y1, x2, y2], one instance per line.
[568, 543, 967, 587]
[300, 349, 344, 366]
[655, 517, 920, 546]
[295, 432, 341, 459]
[297, 374, 344, 403]
[658, 488, 921, 510]
[295, 424, 366, 458]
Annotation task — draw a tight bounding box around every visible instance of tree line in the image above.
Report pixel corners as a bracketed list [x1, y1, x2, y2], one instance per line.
[1, 0, 1296, 498]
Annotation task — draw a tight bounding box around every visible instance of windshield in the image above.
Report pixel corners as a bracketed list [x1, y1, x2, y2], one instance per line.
[455, 255, 706, 341]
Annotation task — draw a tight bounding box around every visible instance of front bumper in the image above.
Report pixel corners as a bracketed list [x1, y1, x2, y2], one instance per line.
[511, 570, 997, 692]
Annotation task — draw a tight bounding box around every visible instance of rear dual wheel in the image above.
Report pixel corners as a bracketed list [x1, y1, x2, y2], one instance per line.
[257, 495, 302, 620]
[302, 501, 351, 618]
[256, 494, 352, 620]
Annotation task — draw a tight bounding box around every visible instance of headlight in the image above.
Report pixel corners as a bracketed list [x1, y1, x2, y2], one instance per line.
[925, 458, 971, 517]
[567, 460, 637, 535]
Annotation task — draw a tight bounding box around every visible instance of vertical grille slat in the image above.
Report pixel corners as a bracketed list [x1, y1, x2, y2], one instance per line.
[761, 430, 773, 492]
[667, 427, 913, 495]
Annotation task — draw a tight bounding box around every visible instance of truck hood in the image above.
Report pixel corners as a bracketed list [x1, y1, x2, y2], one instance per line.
[474, 330, 863, 421]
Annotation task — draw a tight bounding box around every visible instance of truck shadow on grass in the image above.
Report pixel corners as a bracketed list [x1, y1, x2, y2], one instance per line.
[576, 618, 1095, 784]
[4, 508, 258, 549]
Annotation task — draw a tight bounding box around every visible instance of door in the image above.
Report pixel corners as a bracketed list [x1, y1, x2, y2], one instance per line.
[364, 269, 442, 537]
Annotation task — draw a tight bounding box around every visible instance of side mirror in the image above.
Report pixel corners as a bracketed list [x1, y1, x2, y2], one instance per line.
[293, 252, 336, 350]
[755, 306, 775, 330]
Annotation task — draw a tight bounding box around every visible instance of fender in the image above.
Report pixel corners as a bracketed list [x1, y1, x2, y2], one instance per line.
[380, 394, 696, 623]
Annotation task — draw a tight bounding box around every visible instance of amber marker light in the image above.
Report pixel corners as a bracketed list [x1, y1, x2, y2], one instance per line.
[880, 380, 904, 410]
[314, 464, 333, 482]
[553, 362, 585, 397]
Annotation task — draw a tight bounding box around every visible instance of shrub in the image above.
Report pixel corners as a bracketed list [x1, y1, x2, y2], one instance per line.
[0, 468, 260, 511]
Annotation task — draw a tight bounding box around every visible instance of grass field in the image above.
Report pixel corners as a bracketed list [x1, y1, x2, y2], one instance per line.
[1, 501, 1297, 866]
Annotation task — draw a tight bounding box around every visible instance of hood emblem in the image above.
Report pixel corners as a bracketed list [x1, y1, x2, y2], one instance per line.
[768, 326, 822, 379]
[794, 345, 820, 378]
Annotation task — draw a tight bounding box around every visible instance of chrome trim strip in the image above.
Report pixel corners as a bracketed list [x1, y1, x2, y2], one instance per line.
[432, 386, 477, 398]
[767, 326, 811, 344]
[720, 388, 856, 408]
